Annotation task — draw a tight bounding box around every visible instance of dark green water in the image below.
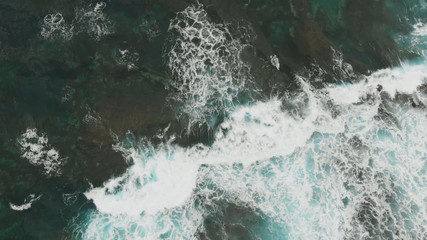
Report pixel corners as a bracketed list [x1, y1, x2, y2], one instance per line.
[0, 0, 425, 239]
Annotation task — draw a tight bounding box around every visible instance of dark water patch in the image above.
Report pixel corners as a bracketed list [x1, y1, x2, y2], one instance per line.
[197, 201, 287, 240]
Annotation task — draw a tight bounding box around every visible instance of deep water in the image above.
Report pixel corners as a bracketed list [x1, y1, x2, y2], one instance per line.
[0, 0, 426, 239]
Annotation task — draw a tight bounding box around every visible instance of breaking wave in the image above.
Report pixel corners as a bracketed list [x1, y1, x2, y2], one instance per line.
[72, 58, 427, 239]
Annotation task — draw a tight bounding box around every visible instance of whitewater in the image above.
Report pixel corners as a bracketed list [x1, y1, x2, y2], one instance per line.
[71, 6, 427, 240]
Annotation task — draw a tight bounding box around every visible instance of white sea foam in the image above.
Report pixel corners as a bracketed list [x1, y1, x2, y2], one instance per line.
[83, 107, 103, 126]
[397, 21, 427, 58]
[331, 47, 354, 78]
[40, 2, 113, 41]
[17, 128, 64, 176]
[270, 55, 280, 70]
[75, 60, 427, 239]
[41, 13, 74, 40]
[74, 2, 114, 41]
[73, 6, 427, 238]
[84, 96, 317, 215]
[327, 63, 427, 104]
[115, 49, 139, 71]
[413, 21, 427, 37]
[412, 21, 427, 57]
[9, 194, 42, 211]
[166, 4, 252, 128]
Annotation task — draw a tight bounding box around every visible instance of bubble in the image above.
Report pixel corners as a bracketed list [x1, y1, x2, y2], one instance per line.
[40, 2, 113, 41]
[270, 55, 280, 70]
[40, 13, 73, 40]
[17, 128, 64, 176]
[74, 2, 114, 41]
[331, 47, 355, 78]
[9, 194, 42, 211]
[73, 62, 427, 239]
[165, 4, 252, 129]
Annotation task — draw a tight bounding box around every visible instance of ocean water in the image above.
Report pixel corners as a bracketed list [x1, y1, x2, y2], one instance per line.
[2, 1, 427, 239]
[69, 6, 427, 240]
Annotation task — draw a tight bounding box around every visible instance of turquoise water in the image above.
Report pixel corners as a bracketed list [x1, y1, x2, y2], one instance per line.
[73, 60, 427, 239]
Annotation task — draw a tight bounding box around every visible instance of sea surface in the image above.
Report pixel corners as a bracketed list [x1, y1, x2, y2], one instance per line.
[0, 0, 426, 239]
